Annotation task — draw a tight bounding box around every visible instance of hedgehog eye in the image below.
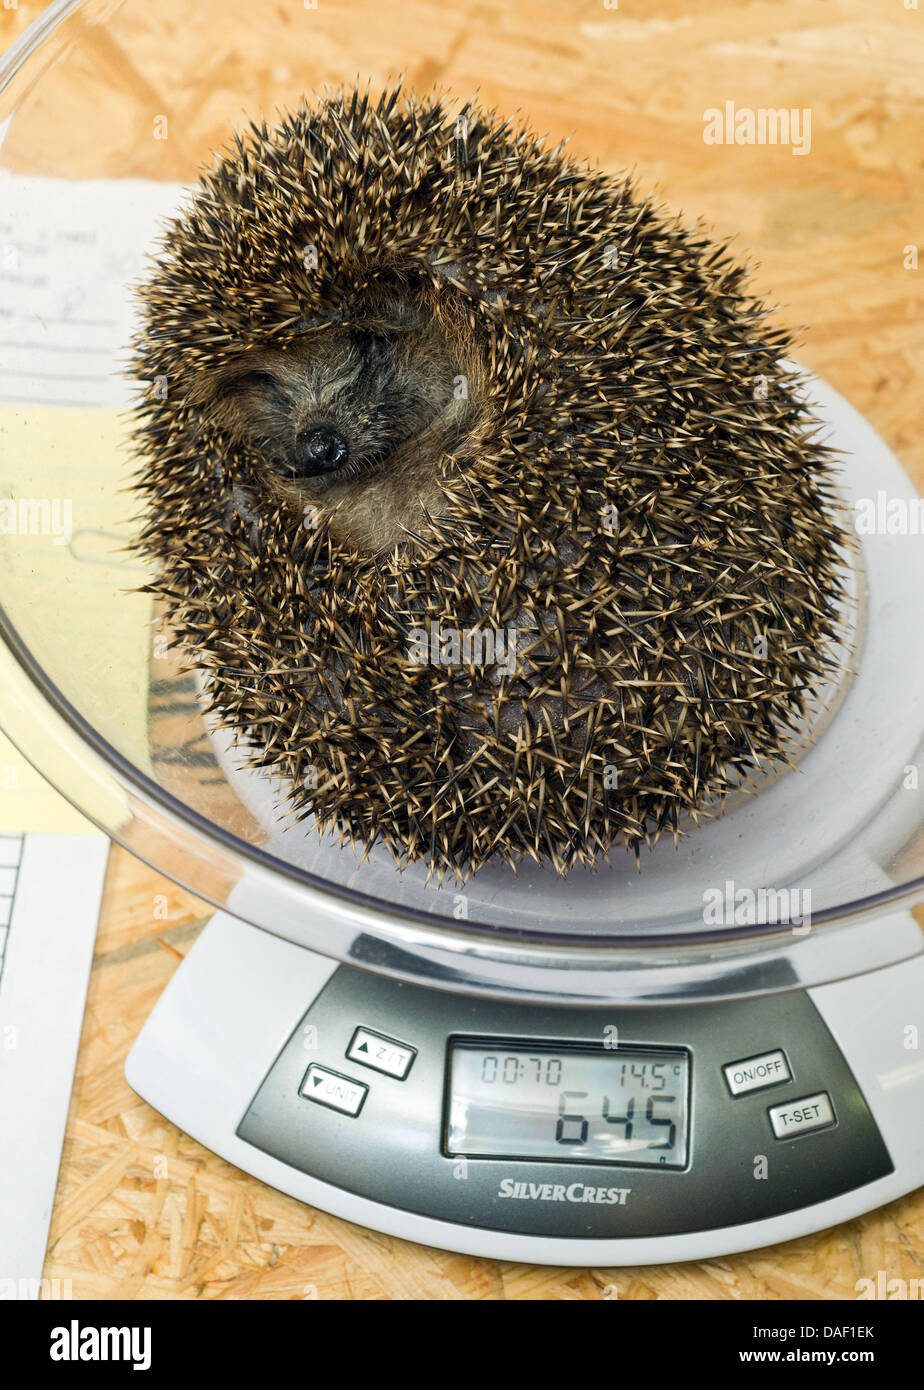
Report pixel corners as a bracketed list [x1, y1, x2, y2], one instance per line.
[233, 370, 278, 391]
[351, 327, 396, 355]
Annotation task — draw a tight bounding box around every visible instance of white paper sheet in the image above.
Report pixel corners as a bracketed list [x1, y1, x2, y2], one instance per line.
[0, 166, 185, 408]
[0, 833, 108, 1298]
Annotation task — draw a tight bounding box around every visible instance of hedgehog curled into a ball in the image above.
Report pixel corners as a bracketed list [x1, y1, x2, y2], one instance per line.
[130, 85, 848, 882]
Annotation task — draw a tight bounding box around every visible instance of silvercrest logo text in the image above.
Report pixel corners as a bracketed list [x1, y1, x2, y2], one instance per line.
[497, 1180, 630, 1205]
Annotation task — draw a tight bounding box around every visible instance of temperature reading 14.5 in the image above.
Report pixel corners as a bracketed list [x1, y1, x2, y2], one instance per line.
[447, 1043, 690, 1168]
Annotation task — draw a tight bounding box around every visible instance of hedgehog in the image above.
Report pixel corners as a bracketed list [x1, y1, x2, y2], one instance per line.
[129, 84, 849, 882]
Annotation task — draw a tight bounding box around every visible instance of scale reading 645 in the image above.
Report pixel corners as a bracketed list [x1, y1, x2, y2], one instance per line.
[446, 1042, 691, 1167]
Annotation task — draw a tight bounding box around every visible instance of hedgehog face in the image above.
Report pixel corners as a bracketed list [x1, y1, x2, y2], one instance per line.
[185, 288, 485, 551]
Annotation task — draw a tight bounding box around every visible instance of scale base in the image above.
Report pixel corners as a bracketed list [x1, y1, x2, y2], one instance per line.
[126, 912, 924, 1266]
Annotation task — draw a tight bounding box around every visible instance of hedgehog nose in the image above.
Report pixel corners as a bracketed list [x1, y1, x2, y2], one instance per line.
[294, 426, 349, 477]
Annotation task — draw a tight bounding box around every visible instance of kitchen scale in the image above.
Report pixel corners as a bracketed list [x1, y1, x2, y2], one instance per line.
[120, 393, 924, 1264]
[1, 0, 923, 1268]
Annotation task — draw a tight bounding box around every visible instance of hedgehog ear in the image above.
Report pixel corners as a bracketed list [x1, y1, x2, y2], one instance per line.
[351, 280, 421, 336]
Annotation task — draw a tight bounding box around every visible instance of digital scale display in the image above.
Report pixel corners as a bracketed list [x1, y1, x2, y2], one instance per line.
[446, 1041, 690, 1167]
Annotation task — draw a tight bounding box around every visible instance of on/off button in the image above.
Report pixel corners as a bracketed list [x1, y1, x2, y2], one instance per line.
[723, 1049, 791, 1097]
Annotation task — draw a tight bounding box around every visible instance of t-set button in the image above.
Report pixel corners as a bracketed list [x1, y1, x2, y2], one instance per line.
[768, 1091, 836, 1139]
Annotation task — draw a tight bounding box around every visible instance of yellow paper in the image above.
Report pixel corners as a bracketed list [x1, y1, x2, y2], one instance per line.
[0, 407, 153, 833]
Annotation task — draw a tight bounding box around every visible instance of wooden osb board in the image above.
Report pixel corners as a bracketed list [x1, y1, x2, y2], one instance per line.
[1, 0, 920, 1296]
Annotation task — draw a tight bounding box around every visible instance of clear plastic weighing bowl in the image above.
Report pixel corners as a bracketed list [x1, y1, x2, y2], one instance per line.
[0, 0, 922, 1003]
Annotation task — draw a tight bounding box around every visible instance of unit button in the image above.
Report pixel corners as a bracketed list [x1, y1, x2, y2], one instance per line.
[723, 1048, 791, 1097]
[347, 1027, 416, 1080]
[768, 1091, 836, 1139]
[300, 1065, 368, 1116]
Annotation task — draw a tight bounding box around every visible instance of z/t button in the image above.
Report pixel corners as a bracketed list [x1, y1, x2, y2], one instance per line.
[347, 1027, 416, 1080]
